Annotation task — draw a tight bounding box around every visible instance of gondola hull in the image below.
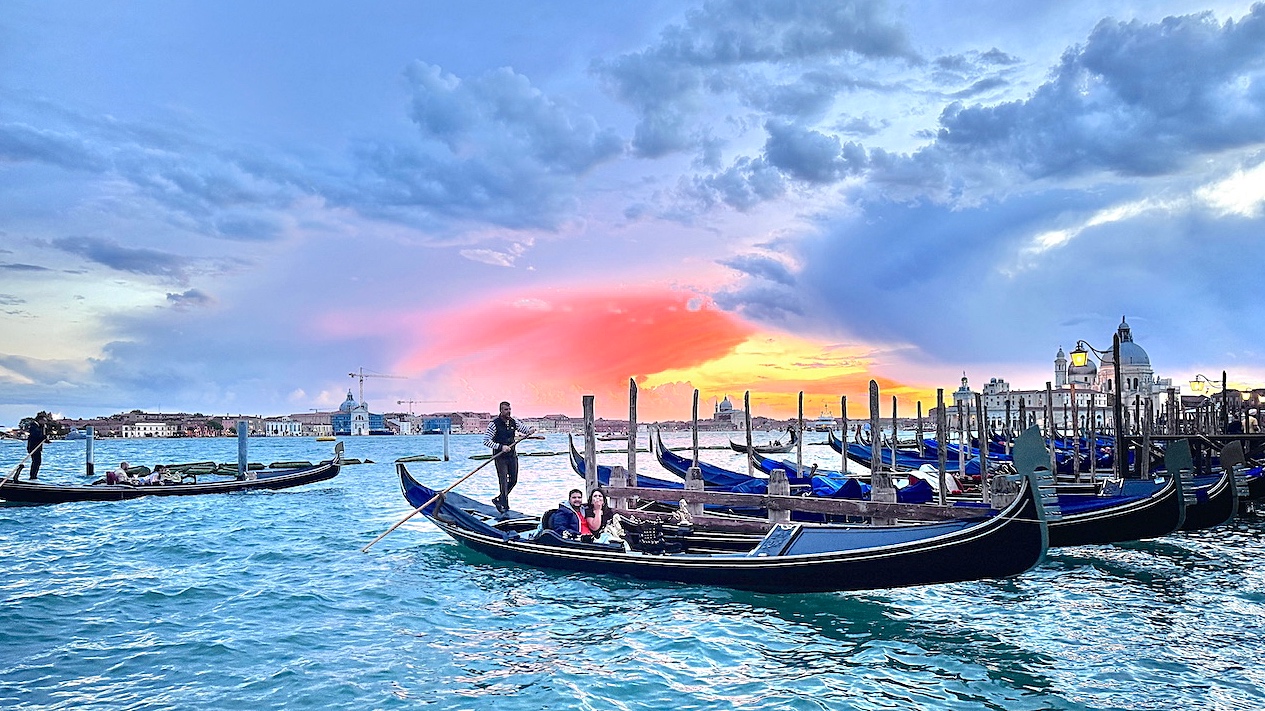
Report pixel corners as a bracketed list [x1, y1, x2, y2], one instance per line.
[0, 457, 341, 505]
[1047, 475, 1185, 547]
[1179, 468, 1237, 531]
[398, 465, 1048, 594]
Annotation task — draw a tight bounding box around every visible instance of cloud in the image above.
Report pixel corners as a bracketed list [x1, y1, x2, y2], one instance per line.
[337, 62, 624, 231]
[0, 122, 107, 172]
[0, 294, 25, 305]
[0, 263, 54, 272]
[929, 7, 1265, 181]
[50, 236, 194, 284]
[165, 289, 215, 310]
[596, 0, 917, 156]
[718, 253, 797, 285]
[671, 6, 1265, 213]
[763, 121, 867, 183]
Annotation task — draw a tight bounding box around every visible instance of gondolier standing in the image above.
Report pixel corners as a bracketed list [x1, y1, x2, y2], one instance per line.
[26, 413, 48, 480]
[482, 401, 535, 514]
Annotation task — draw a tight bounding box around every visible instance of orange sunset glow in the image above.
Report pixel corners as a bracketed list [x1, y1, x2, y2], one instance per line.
[392, 288, 938, 420]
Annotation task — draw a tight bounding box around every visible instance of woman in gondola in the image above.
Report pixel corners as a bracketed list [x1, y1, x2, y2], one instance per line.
[584, 489, 614, 540]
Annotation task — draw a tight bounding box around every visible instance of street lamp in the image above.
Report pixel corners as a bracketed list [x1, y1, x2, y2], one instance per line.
[1070, 335, 1127, 478]
[1188, 373, 1222, 394]
[1069, 340, 1110, 368]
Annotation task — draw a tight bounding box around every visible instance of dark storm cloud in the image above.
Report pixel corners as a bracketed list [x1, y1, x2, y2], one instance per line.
[50, 237, 193, 284]
[596, 0, 917, 156]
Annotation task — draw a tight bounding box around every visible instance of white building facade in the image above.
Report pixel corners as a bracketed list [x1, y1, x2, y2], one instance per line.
[122, 422, 178, 438]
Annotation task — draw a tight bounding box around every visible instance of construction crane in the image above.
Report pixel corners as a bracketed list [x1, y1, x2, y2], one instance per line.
[397, 399, 455, 416]
[348, 367, 406, 405]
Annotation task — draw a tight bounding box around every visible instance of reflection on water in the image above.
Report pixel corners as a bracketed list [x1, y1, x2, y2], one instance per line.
[3, 434, 1265, 710]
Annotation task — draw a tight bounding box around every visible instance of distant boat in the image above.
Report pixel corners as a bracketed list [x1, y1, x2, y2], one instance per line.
[811, 410, 837, 432]
[316, 435, 336, 442]
[729, 427, 797, 455]
[1, 445, 343, 505]
[64, 428, 87, 440]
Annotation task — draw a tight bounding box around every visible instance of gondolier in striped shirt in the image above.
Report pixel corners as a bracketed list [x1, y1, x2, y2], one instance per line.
[483, 401, 535, 514]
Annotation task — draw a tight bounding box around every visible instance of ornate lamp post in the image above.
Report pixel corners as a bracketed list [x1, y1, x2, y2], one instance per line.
[1071, 335, 1126, 478]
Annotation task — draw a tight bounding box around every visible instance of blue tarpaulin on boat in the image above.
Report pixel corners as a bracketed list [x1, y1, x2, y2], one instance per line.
[811, 475, 870, 499]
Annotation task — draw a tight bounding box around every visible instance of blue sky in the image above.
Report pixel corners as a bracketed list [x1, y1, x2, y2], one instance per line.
[2, 1, 1264, 425]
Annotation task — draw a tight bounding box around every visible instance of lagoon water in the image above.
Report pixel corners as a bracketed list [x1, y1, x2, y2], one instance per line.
[2, 432, 1264, 711]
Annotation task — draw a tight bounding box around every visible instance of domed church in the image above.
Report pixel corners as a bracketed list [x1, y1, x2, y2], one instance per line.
[976, 317, 1173, 431]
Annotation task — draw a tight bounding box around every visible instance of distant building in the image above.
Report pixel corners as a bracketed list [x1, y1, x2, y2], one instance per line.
[968, 317, 1173, 431]
[122, 422, 178, 438]
[421, 417, 452, 434]
[331, 390, 387, 435]
[713, 395, 745, 425]
[264, 417, 301, 437]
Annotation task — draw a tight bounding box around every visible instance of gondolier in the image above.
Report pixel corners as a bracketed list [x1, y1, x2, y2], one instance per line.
[25, 413, 48, 480]
[482, 401, 535, 514]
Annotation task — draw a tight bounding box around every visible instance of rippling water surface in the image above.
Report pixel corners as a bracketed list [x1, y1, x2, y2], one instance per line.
[2, 433, 1263, 710]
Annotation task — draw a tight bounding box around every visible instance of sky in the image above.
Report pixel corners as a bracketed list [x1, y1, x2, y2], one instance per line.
[3, 0, 1265, 426]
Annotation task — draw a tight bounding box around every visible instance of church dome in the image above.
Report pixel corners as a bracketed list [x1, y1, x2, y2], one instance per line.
[1100, 316, 1150, 367]
[338, 390, 358, 413]
[1068, 360, 1098, 378]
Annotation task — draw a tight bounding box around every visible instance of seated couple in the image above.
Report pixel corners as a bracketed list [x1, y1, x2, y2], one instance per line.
[548, 488, 616, 543]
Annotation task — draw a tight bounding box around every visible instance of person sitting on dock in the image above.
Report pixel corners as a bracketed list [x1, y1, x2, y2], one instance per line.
[584, 489, 614, 539]
[550, 488, 591, 540]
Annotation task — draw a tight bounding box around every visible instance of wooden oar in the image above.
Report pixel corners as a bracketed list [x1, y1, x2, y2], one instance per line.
[5, 438, 46, 483]
[361, 431, 533, 553]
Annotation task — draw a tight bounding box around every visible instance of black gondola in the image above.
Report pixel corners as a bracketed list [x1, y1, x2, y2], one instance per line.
[395, 460, 1049, 595]
[1180, 468, 1238, 531]
[0, 444, 343, 505]
[729, 427, 797, 455]
[1009, 434, 1187, 547]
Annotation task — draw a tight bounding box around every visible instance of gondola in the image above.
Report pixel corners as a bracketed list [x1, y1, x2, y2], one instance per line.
[567, 435, 688, 491]
[396, 461, 1049, 594]
[729, 427, 797, 455]
[0, 444, 343, 505]
[827, 430, 983, 475]
[1179, 467, 1238, 531]
[1008, 435, 1187, 547]
[653, 429, 807, 490]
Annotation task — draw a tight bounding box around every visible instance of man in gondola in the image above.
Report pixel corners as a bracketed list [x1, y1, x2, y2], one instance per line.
[482, 401, 535, 514]
[25, 413, 48, 480]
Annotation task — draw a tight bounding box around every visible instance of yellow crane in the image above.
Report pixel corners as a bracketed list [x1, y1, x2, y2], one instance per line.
[348, 367, 406, 405]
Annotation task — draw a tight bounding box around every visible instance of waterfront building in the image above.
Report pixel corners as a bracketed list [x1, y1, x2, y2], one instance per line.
[122, 422, 178, 438]
[713, 395, 745, 425]
[971, 317, 1172, 432]
[331, 390, 387, 435]
[263, 417, 302, 437]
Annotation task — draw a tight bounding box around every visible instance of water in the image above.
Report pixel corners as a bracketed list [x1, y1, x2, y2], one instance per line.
[2, 433, 1264, 710]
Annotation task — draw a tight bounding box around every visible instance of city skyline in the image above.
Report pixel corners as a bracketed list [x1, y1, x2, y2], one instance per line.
[4, 1, 1265, 427]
